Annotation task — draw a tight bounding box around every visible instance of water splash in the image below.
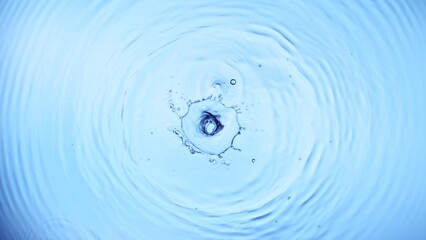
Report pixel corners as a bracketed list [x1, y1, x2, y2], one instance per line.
[1, 1, 426, 240]
[168, 82, 243, 157]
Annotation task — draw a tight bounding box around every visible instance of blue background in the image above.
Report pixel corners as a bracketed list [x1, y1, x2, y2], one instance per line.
[1, 1, 426, 239]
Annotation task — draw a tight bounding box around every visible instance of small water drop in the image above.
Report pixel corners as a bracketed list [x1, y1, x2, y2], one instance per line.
[251, 158, 256, 163]
[209, 158, 218, 166]
[230, 79, 236, 85]
[222, 159, 230, 166]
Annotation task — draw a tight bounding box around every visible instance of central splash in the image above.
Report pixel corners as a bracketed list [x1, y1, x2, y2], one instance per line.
[181, 97, 241, 155]
[169, 80, 243, 157]
[197, 111, 224, 136]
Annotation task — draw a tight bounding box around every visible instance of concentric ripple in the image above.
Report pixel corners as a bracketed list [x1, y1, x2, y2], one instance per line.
[1, 1, 426, 240]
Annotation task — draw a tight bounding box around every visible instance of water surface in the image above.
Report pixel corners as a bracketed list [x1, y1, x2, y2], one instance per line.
[1, 1, 426, 239]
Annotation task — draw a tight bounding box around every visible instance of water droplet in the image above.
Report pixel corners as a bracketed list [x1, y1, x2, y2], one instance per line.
[230, 79, 236, 85]
[209, 158, 218, 167]
[251, 158, 256, 163]
[222, 159, 230, 166]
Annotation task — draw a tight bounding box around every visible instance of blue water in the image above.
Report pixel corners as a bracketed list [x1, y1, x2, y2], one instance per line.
[1, 1, 426, 239]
